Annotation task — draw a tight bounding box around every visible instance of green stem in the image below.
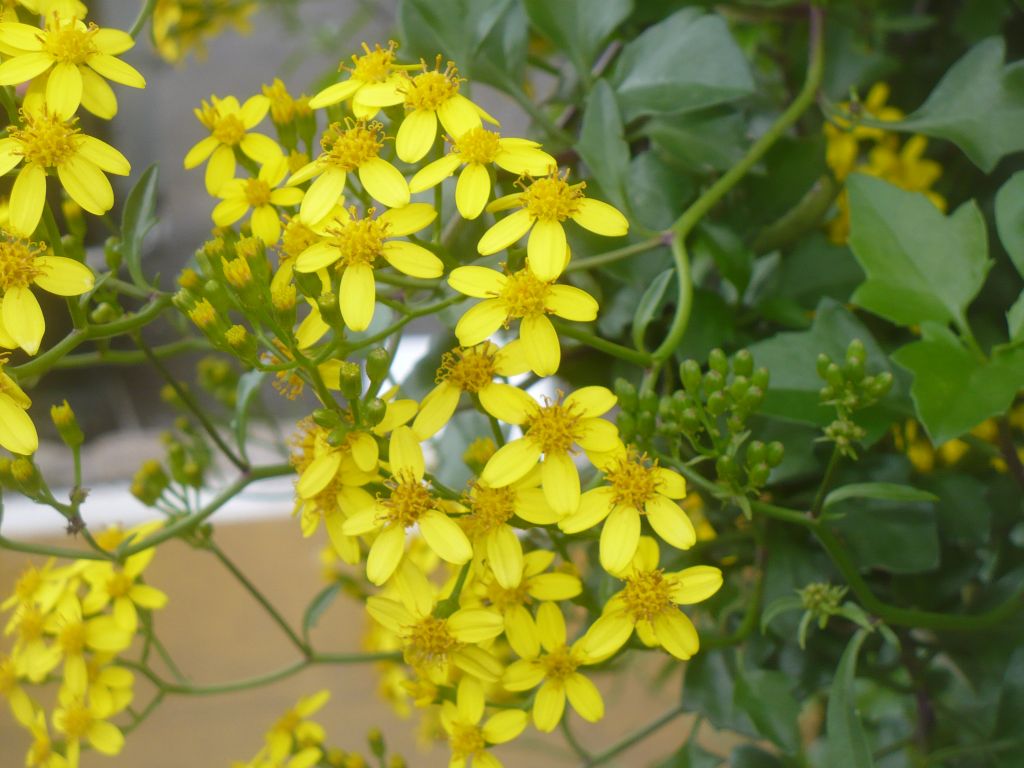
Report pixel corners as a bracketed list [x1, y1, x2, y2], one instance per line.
[561, 717, 592, 762]
[923, 738, 1024, 765]
[565, 236, 665, 273]
[0, 534, 111, 561]
[649, 232, 693, 366]
[810, 445, 842, 518]
[50, 338, 210, 369]
[554, 321, 653, 366]
[582, 704, 687, 767]
[129, 0, 158, 38]
[436, 562, 472, 618]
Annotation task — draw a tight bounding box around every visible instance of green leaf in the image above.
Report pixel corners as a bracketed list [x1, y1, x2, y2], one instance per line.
[121, 164, 160, 290]
[632, 268, 674, 352]
[231, 370, 266, 462]
[576, 79, 630, 211]
[612, 8, 754, 121]
[892, 323, 1024, 443]
[692, 223, 753, 297]
[1007, 291, 1024, 342]
[760, 594, 804, 633]
[729, 746, 784, 768]
[826, 628, 876, 768]
[734, 669, 801, 751]
[302, 583, 341, 641]
[895, 37, 1024, 172]
[626, 151, 696, 231]
[657, 739, 721, 768]
[828, 492, 940, 574]
[523, 0, 632, 77]
[645, 109, 746, 174]
[824, 482, 938, 509]
[995, 171, 1024, 279]
[847, 174, 990, 328]
[681, 649, 756, 737]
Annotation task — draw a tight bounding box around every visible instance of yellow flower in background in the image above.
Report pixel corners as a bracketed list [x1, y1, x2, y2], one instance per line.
[479, 170, 629, 282]
[308, 41, 405, 117]
[447, 264, 599, 376]
[265, 689, 329, 761]
[42, 594, 133, 696]
[581, 538, 722, 662]
[0, 107, 130, 234]
[52, 687, 125, 764]
[0, 228, 94, 354]
[410, 127, 556, 219]
[289, 119, 410, 224]
[824, 82, 904, 180]
[213, 157, 304, 244]
[502, 602, 603, 732]
[342, 427, 472, 585]
[560, 445, 696, 575]
[23, 708, 69, 768]
[412, 341, 531, 440]
[184, 93, 282, 195]
[0, 13, 145, 120]
[1, 651, 35, 728]
[80, 549, 168, 633]
[441, 677, 527, 768]
[477, 385, 620, 516]
[0, 357, 38, 454]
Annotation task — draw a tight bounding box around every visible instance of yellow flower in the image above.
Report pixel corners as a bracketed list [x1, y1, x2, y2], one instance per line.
[288, 119, 410, 225]
[43, 595, 133, 697]
[441, 677, 527, 768]
[581, 538, 722, 662]
[479, 170, 628, 282]
[184, 93, 283, 195]
[0, 228, 94, 354]
[80, 548, 168, 633]
[0, 107, 130, 234]
[342, 426, 473, 585]
[24, 708, 70, 768]
[265, 689, 330, 761]
[293, 203, 440, 331]
[213, 157, 304, 244]
[824, 82, 904, 180]
[308, 41, 405, 117]
[412, 341, 530, 440]
[410, 127, 555, 219]
[0, 651, 36, 728]
[447, 265, 599, 376]
[470, 385, 619, 516]
[0, 356, 38, 454]
[502, 602, 603, 732]
[366, 563, 504, 682]
[0, 13, 145, 119]
[52, 687, 125, 765]
[559, 445, 696, 574]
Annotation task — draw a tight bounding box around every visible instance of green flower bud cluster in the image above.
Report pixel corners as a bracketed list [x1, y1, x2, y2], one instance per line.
[162, 420, 213, 488]
[816, 339, 893, 457]
[131, 459, 170, 506]
[197, 356, 240, 408]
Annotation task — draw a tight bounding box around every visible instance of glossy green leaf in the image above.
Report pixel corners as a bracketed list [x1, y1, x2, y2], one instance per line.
[847, 174, 990, 328]
[645, 109, 746, 174]
[657, 739, 720, 768]
[681, 649, 756, 737]
[828, 495, 939, 574]
[892, 323, 1024, 443]
[824, 482, 938, 509]
[523, 0, 632, 76]
[121, 164, 160, 290]
[693, 223, 753, 297]
[995, 171, 1024, 279]
[826, 628, 876, 768]
[895, 37, 1024, 172]
[576, 79, 630, 211]
[734, 668, 801, 751]
[632, 268, 674, 352]
[612, 9, 754, 121]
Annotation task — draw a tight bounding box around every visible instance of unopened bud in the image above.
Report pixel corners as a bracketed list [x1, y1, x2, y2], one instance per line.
[50, 400, 84, 448]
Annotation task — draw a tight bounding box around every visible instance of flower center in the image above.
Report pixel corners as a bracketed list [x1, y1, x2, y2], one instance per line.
[12, 565, 43, 603]
[0, 232, 45, 289]
[437, 345, 497, 393]
[499, 269, 549, 318]
[15, 606, 45, 642]
[330, 211, 388, 267]
[621, 570, 673, 623]
[188, 298, 217, 329]
[348, 41, 397, 82]
[43, 20, 98, 64]
[10, 109, 81, 168]
[382, 474, 437, 527]
[521, 174, 584, 222]
[282, 218, 319, 259]
[541, 645, 579, 682]
[525, 398, 581, 455]
[404, 64, 460, 112]
[605, 453, 658, 510]
[487, 580, 531, 611]
[58, 700, 93, 740]
[28, 733, 54, 765]
[405, 615, 457, 667]
[106, 571, 133, 599]
[450, 723, 486, 758]
[454, 127, 501, 164]
[211, 112, 246, 145]
[244, 178, 272, 207]
[462, 484, 516, 537]
[321, 120, 385, 171]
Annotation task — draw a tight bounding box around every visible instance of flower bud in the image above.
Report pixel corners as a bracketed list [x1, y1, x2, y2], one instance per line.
[363, 397, 387, 427]
[708, 347, 728, 375]
[50, 400, 84, 448]
[366, 348, 390, 388]
[680, 359, 702, 394]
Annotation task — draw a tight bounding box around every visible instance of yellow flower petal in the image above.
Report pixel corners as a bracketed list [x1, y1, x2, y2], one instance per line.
[645, 494, 697, 550]
[80, 66, 117, 119]
[482, 709, 528, 745]
[480, 438, 541, 487]
[456, 676, 485, 723]
[486, 525, 523, 589]
[527, 219, 567, 282]
[413, 382, 461, 440]
[503, 606, 540, 660]
[455, 299, 506, 347]
[380, 240, 443, 278]
[580, 612, 632, 661]
[520, 313, 560, 376]
[503, 659, 544, 690]
[205, 144, 236, 195]
[536, 601, 566, 652]
[308, 79, 361, 109]
[10, 163, 47, 234]
[447, 606, 503, 643]
[654, 467, 687, 499]
[379, 202, 437, 236]
[389, 426, 424, 480]
[559, 487, 614, 534]
[86, 53, 145, 88]
[296, 451, 341, 498]
[34, 256, 93, 296]
[546, 284, 599, 321]
[211, 196, 248, 227]
[455, 163, 491, 220]
[366, 525, 406, 585]
[528, 572, 583, 602]
[449, 266, 506, 298]
[0, 23, 46, 52]
[3, 286, 43, 355]
[87, 719, 124, 755]
[542, 451, 580, 517]
[58, 155, 114, 215]
[576, 418, 621, 453]
[47, 61, 82, 119]
[183, 135, 218, 169]
[367, 595, 414, 634]
[565, 386, 616, 417]
[477, 382, 534, 424]
[652, 610, 699, 660]
[477, 208, 532, 255]
[0, 51, 52, 85]
[299, 168, 347, 224]
[0, 392, 37, 455]
[295, 241, 341, 272]
[358, 157, 409, 208]
[409, 153, 462, 193]
[340, 262, 376, 331]
[419, 509, 473, 564]
[395, 108, 437, 163]
[571, 198, 629, 236]
[671, 565, 724, 605]
[533, 680, 566, 732]
[600, 507, 641, 574]
[565, 673, 604, 722]
[251, 205, 281, 244]
[437, 94, 484, 137]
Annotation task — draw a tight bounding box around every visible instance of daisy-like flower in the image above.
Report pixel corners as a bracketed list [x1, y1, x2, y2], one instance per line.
[212, 157, 304, 244]
[0, 13, 145, 120]
[23, 708, 69, 768]
[825, 82, 904, 181]
[363, 56, 496, 164]
[412, 341, 530, 440]
[559, 445, 696, 575]
[410, 127, 555, 220]
[184, 94, 282, 195]
[0, 107, 130, 234]
[307, 41, 406, 116]
[581, 537, 723, 662]
[52, 687, 125, 765]
[0, 652, 35, 729]
[289, 119, 410, 225]
[342, 427, 473, 585]
[458, 466, 559, 590]
[0, 228, 94, 355]
[264, 690, 330, 762]
[42, 595, 132, 697]
[367, 561, 504, 682]
[80, 548, 168, 633]
[442, 677, 528, 768]
[0, 356, 38, 455]
[293, 203, 440, 332]
[479, 170, 629, 282]
[447, 265, 598, 377]
[502, 602, 603, 732]
[477, 385, 621, 516]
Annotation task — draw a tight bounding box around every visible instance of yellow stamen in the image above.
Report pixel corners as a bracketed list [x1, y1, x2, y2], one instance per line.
[500, 269, 549, 318]
[621, 569, 673, 623]
[320, 120, 385, 171]
[437, 346, 498, 392]
[525, 396, 582, 454]
[520, 172, 585, 222]
[404, 58, 460, 111]
[10, 109, 81, 168]
[454, 128, 501, 164]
